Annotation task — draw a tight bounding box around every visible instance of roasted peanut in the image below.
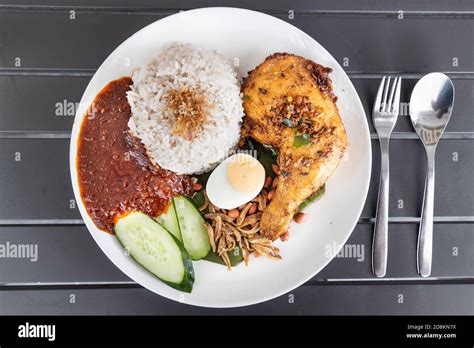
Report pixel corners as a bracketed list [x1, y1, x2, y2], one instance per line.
[280, 231, 290, 241]
[272, 176, 279, 188]
[267, 189, 276, 201]
[264, 176, 272, 188]
[248, 203, 258, 215]
[271, 164, 280, 175]
[294, 212, 307, 224]
[227, 209, 240, 219]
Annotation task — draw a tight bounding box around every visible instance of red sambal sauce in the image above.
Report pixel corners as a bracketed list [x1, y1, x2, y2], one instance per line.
[77, 77, 194, 233]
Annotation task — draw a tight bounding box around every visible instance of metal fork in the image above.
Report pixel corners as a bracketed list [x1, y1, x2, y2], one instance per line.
[371, 76, 402, 277]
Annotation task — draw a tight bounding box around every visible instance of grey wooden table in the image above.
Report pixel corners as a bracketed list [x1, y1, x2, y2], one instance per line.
[0, 0, 472, 315]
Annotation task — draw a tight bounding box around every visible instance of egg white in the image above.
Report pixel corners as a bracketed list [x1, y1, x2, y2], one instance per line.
[206, 154, 265, 210]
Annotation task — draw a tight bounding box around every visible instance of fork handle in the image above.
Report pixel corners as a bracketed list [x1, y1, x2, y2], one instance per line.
[372, 137, 390, 277]
[417, 146, 436, 277]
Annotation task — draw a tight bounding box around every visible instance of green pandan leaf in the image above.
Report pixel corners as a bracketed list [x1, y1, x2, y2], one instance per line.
[204, 247, 244, 267]
[293, 133, 311, 148]
[298, 184, 326, 212]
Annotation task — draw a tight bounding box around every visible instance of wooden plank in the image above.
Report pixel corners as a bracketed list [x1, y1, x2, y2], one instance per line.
[0, 284, 471, 314]
[0, 13, 472, 71]
[0, 139, 472, 219]
[0, 0, 473, 12]
[362, 139, 474, 218]
[0, 75, 89, 132]
[0, 223, 471, 284]
[0, 76, 472, 133]
[353, 78, 474, 133]
[0, 138, 78, 219]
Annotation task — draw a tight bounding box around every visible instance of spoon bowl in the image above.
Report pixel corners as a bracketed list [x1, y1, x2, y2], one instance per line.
[410, 73, 454, 146]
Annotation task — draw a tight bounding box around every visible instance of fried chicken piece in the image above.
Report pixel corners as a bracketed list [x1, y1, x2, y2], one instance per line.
[241, 53, 347, 240]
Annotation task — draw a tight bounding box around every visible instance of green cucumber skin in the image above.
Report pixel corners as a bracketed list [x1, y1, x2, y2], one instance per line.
[162, 233, 194, 293]
[156, 201, 182, 243]
[115, 212, 194, 293]
[123, 236, 194, 293]
[173, 196, 211, 261]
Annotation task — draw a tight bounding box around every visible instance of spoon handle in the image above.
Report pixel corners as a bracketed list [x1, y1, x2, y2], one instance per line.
[372, 137, 390, 277]
[417, 146, 436, 277]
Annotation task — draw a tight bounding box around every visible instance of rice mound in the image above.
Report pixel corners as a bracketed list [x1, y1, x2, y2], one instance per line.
[127, 42, 244, 175]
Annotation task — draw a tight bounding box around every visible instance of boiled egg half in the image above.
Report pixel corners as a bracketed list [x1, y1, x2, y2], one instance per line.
[206, 153, 265, 209]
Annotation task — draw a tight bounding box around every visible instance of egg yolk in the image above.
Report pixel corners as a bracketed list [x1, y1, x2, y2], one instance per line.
[227, 154, 265, 193]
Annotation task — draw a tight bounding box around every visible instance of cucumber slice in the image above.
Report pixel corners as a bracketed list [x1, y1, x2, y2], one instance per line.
[156, 201, 182, 242]
[173, 196, 211, 260]
[115, 211, 194, 293]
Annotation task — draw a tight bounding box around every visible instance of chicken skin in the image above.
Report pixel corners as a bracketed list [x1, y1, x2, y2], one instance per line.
[241, 53, 347, 240]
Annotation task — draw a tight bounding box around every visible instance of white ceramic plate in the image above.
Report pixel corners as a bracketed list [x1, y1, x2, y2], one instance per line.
[70, 7, 371, 308]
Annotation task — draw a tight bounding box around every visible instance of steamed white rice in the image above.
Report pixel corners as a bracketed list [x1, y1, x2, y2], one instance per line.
[127, 42, 244, 175]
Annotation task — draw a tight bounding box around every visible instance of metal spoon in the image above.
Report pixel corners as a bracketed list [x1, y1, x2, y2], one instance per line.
[409, 72, 454, 277]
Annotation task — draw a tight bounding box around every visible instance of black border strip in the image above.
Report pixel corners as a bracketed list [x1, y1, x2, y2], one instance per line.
[0, 277, 472, 290]
[1, 131, 473, 139]
[1, 68, 473, 79]
[0, 5, 473, 18]
[0, 216, 473, 226]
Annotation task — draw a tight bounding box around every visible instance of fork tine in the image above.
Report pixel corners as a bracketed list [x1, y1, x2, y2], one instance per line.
[373, 76, 386, 114]
[387, 76, 399, 113]
[391, 77, 402, 115]
[381, 76, 391, 112]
